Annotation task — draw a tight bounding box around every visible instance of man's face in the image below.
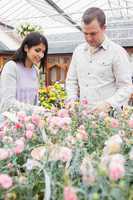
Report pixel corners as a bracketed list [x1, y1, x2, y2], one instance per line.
[82, 19, 106, 47]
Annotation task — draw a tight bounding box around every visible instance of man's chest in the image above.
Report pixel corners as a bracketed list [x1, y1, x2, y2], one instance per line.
[76, 50, 114, 81]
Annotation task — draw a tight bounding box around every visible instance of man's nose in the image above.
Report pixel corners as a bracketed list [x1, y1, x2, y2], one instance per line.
[86, 34, 93, 41]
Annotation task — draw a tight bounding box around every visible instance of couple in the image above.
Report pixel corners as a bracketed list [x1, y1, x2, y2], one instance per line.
[0, 7, 132, 113]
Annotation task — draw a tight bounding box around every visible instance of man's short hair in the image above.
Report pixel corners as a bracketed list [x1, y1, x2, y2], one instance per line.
[82, 7, 106, 27]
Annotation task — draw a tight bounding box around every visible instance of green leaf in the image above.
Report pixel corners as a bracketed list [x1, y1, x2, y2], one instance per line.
[110, 188, 127, 200]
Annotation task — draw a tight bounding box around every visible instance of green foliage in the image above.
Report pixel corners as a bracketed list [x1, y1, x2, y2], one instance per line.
[39, 82, 67, 109]
[17, 23, 43, 38]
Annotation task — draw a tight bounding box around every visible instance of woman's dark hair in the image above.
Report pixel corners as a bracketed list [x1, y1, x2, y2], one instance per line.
[13, 32, 48, 72]
[82, 7, 106, 27]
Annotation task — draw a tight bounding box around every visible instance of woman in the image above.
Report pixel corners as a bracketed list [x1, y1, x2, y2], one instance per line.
[0, 32, 48, 113]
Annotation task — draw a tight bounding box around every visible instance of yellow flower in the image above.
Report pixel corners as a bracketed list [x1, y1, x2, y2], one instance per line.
[39, 88, 44, 93]
[18, 176, 27, 184]
[108, 143, 121, 154]
[54, 83, 62, 90]
[39, 82, 67, 109]
[43, 88, 48, 93]
[40, 96, 45, 101]
[104, 117, 111, 127]
[49, 97, 57, 101]
[5, 192, 17, 200]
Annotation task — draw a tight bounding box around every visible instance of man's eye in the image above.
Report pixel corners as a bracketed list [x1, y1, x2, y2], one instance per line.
[90, 32, 97, 36]
[84, 32, 96, 36]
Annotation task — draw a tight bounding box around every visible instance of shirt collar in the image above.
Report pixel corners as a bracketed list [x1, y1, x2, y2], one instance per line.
[84, 35, 110, 51]
[100, 35, 110, 50]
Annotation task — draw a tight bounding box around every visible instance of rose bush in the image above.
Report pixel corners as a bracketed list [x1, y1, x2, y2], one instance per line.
[0, 102, 133, 200]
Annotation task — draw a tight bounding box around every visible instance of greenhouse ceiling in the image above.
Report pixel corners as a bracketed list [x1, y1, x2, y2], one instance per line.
[0, 0, 133, 34]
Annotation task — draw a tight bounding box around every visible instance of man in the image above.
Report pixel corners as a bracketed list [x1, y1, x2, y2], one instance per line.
[66, 7, 133, 112]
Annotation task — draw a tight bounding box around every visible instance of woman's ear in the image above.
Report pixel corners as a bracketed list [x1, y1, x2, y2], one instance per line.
[24, 44, 28, 52]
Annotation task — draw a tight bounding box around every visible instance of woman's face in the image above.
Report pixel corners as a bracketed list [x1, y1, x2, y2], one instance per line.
[25, 43, 46, 67]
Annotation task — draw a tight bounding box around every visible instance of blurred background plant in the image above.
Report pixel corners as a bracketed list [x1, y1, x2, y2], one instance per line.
[39, 82, 67, 109]
[17, 23, 43, 38]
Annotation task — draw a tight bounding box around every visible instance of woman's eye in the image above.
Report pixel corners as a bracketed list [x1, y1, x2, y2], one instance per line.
[35, 49, 40, 53]
[34, 48, 45, 55]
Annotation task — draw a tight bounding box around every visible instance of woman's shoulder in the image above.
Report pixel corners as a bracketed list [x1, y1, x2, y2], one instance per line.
[2, 60, 17, 74]
[0, 60, 18, 80]
[1, 60, 17, 74]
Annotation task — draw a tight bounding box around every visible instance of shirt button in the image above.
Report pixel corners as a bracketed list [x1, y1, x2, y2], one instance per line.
[86, 84, 88, 87]
[89, 60, 92, 63]
[88, 72, 90, 75]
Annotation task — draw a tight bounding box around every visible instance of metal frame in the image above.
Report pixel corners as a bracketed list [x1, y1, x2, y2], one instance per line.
[0, 0, 133, 33]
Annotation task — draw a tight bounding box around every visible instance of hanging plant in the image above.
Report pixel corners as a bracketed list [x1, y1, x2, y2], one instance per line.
[17, 23, 43, 38]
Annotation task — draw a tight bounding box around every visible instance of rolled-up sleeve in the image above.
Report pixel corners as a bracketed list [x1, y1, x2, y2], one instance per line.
[107, 46, 133, 107]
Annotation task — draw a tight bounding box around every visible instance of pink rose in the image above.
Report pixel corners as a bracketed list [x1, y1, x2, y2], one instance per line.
[81, 99, 89, 106]
[79, 127, 88, 138]
[76, 125, 88, 141]
[32, 114, 41, 126]
[110, 118, 119, 128]
[48, 116, 71, 131]
[7, 162, 14, 169]
[17, 111, 28, 122]
[59, 117, 71, 128]
[14, 139, 25, 154]
[59, 147, 72, 162]
[64, 187, 78, 200]
[25, 130, 33, 139]
[65, 136, 76, 147]
[81, 109, 90, 117]
[109, 162, 125, 181]
[26, 123, 35, 131]
[0, 148, 9, 160]
[57, 109, 69, 118]
[31, 146, 46, 160]
[0, 174, 13, 189]
[0, 130, 4, 139]
[128, 119, 133, 128]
